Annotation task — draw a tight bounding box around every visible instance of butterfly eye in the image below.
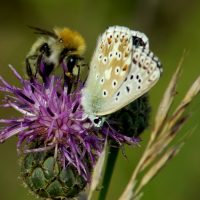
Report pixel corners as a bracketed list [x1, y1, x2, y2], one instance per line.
[92, 117, 104, 127]
[94, 117, 100, 124]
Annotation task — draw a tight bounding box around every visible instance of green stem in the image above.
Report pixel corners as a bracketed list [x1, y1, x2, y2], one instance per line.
[98, 146, 119, 200]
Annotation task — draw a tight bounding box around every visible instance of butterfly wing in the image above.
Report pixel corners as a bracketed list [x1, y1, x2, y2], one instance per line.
[99, 46, 161, 115]
[82, 26, 162, 116]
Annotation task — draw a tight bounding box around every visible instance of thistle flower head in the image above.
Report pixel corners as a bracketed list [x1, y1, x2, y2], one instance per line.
[0, 65, 139, 181]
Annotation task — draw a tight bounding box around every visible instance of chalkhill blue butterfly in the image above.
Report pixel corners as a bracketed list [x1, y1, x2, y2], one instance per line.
[81, 26, 162, 126]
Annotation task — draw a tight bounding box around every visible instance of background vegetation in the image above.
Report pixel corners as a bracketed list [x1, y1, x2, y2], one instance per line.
[0, 0, 199, 199]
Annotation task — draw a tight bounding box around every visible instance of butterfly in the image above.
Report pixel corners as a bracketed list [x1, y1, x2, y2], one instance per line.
[81, 26, 162, 126]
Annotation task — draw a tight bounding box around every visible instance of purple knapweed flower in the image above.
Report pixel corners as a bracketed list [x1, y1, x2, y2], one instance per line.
[0, 65, 139, 180]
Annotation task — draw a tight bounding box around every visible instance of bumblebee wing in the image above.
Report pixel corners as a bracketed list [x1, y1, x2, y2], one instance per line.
[27, 26, 57, 39]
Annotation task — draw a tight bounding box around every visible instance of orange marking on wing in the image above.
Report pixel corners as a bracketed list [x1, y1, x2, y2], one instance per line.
[122, 64, 128, 71]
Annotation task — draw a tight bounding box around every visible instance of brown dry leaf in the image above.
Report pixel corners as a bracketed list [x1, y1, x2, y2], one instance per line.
[139, 114, 188, 172]
[119, 57, 200, 200]
[133, 192, 143, 200]
[154, 115, 188, 153]
[150, 58, 183, 144]
[139, 75, 200, 172]
[118, 181, 137, 200]
[170, 75, 200, 125]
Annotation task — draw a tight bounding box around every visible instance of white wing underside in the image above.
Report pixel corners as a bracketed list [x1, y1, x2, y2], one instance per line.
[82, 26, 161, 116]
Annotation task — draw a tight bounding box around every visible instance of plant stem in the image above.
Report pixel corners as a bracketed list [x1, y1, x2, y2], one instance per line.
[98, 146, 119, 200]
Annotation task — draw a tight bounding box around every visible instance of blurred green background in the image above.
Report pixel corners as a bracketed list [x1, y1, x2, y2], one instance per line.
[0, 0, 200, 199]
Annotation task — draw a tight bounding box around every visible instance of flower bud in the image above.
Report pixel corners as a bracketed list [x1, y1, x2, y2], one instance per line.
[108, 94, 150, 137]
[20, 149, 87, 199]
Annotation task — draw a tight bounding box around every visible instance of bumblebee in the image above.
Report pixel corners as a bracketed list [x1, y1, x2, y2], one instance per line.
[26, 26, 86, 85]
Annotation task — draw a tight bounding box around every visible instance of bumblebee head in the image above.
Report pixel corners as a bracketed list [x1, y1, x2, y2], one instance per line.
[28, 26, 86, 56]
[27, 26, 87, 84]
[54, 27, 86, 55]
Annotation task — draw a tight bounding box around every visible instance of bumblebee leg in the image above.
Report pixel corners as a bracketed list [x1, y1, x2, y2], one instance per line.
[76, 65, 81, 83]
[81, 63, 89, 85]
[26, 58, 33, 79]
[26, 57, 36, 92]
[72, 65, 81, 92]
[37, 54, 42, 76]
[36, 54, 49, 85]
[26, 55, 39, 79]
[64, 72, 73, 94]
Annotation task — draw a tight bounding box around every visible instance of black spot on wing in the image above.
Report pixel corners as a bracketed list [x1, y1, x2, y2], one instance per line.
[126, 86, 130, 93]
